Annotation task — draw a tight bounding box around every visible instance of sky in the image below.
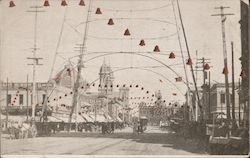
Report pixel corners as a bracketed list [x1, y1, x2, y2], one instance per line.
[0, 0, 245, 104]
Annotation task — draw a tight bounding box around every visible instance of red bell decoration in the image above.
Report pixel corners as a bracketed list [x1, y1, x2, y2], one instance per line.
[61, 0, 67, 6]
[95, 8, 102, 14]
[108, 18, 114, 25]
[240, 69, 247, 78]
[9, 1, 15, 7]
[44, 0, 50, 7]
[124, 29, 131, 36]
[175, 77, 182, 82]
[186, 58, 192, 65]
[169, 52, 175, 59]
[222, 67, 229, 75]
[153, 45, 160, 52]
[139, 39, 145, 46]
[204, 63, 210, 70]
[79, 0, 85, 6]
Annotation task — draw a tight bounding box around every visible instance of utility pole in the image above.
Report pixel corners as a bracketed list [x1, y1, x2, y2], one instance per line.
[208, 71, 211, 121]
[6, 78, 9, 128]
[176, 0, 202, 121]
[68, 0, 93, 132]
[212, 6, 234, 121]
[26, 75, 29, 121]
[194, 57, 211, 120]
[231, 42, 236, 121]
[27, 3, 44, 121]
[239, 78, 241, 126]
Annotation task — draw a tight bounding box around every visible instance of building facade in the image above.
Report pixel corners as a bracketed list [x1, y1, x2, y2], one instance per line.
[210, 83, 243, 124]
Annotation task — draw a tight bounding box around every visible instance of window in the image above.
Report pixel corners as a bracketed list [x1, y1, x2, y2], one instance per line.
[7, 94, 11, 104]
[31, 94, 33, 104]
[19, 94, 23, 105]
[42, 94, 46, 104]
[221, 93, 225, 104]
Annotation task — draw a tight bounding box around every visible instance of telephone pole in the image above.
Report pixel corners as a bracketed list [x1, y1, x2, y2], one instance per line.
[195, 57, 211, 120]
[212, 6, 234, 121]
[231, 42, 236, 121]
[27, 3, 44, 121]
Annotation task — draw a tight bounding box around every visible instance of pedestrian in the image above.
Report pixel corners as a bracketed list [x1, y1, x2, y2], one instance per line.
[111, 122, 115, 133]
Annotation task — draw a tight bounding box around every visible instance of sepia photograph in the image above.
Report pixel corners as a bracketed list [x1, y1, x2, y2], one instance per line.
[0, 0, 249, 157]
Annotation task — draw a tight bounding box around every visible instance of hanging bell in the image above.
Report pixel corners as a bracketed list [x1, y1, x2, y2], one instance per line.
[153, 45, 160, 52]
[222, 67, 229, 75]
[9, 1, 15, 7]
[61, 0, 67, 6]
[186, 58, 192, 65]
[124, 29, 131, 36]
[169, 52, 175, 59]
[95, 8, 102, 14]
[204, 63, 210, 70]
[79, 0, 85, 6]
[44, 0, 50, 7]
[139, 39, 145, 46]
[107, 18, 114, 25]
[240, 69, 247, 78]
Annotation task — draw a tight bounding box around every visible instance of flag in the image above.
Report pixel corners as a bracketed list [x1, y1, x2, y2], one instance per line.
[175, 77, 182, 82]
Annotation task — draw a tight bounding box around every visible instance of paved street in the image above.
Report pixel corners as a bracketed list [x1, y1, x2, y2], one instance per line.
[1, 126, 207, 155]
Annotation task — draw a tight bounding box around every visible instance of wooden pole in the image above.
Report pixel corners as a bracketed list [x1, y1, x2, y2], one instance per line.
[231, 42, 236, 121]
[208, 71, 211, 121]
[6, 78, 9, 128]
[26, 75, 29, 121]
[239, 78, 241, 126]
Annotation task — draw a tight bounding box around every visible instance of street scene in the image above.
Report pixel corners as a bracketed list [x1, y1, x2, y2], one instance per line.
[0, 0, 249, 157]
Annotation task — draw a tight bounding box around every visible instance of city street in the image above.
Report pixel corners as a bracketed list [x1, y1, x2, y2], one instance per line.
[1, 126, 207, 155]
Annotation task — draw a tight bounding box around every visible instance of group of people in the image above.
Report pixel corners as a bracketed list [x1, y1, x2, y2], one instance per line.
[7, 120, 37, 139]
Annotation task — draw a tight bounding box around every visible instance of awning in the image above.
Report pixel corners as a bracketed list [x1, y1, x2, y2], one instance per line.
[76, 114, 86, 123]
[89, 114, 107, 122]
[81, 113, 94, 122]
[105, 114, 114, 122]
[47, 116, 61, 122]
[1, 115, 27, 122]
